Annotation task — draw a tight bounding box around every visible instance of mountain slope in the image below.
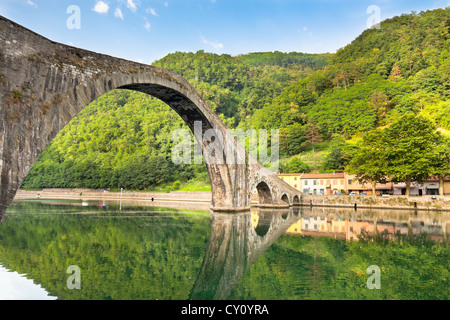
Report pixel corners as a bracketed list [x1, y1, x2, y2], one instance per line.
[22, 51, 328, 190]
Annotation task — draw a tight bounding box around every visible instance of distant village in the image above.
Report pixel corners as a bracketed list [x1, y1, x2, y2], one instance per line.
[277, 172, 450, 197]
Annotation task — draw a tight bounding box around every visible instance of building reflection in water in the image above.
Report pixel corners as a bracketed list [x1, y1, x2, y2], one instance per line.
[190, 206, 448, 300]
[280, 207, 448, 243]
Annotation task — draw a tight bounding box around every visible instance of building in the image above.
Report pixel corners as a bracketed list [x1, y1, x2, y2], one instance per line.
[300, 172, 346, 195]
[346, 174, 394, 195]
[394, 178, 441, 196]
[278, 172, 450, 196]
[445, 179, 450, 196]
[277, 173, 303, 191]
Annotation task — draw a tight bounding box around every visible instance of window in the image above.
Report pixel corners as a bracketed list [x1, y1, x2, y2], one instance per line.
[333, 180, 337, 185]
[304, 180, 308, 186]
[348, 180, 352, 185]
[313, 180, 317, 185]
[340, 180, 344, 185]
[294, 177, 297, 180]
[320, 180, 324, 185]
[327, 180, 331, 185]
[294, 184, 297, 188]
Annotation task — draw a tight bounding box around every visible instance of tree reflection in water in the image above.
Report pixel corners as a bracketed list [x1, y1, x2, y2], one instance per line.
[0, 200, 448, 300]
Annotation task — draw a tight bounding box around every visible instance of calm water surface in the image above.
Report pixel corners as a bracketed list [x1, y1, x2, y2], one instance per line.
[0, 199, 448, 300]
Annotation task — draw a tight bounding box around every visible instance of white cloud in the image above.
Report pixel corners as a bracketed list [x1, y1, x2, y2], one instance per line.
[147, 8, 158, 16]
[164, 2, 169, 7]
[127, 0, 137, 12]
[201, 36, 224, 50]
[114, 8, 124, 20]
[93, 1, 109, 14]
[144, 20, 151, 32]
[26, 0, 37, 8]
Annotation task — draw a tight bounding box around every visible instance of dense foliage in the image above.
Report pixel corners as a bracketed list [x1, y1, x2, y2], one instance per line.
[0, 202, 211, 300]
[348, 114, 450, 195]
[253, 8, 449, 137]
[22, 51, 327, 190]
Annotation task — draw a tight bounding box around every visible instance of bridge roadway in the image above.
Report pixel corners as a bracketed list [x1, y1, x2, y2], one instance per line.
[0, 16, 302, 222]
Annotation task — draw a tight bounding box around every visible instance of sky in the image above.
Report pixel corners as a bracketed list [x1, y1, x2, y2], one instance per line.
[0, 0, 449, 64]
[0, 266, 56, 300]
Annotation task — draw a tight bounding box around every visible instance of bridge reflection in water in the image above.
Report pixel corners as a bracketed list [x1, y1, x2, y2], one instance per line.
[1, 200, 448, 300]
[190, 207, 448, 300]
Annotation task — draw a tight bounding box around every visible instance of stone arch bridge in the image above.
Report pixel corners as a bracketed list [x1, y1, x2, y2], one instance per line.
[0, 16, 302, 221]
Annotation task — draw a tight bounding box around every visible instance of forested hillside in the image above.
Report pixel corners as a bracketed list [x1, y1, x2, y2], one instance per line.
[252, 7, 449, 173]
[22, 7, 450, 191]
[22, 51, 328, 190]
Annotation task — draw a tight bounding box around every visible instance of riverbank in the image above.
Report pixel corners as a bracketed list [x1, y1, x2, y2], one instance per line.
[14, 189, 213, 211]
[15, 188, 211, 201]
[14, 189, 450, 212]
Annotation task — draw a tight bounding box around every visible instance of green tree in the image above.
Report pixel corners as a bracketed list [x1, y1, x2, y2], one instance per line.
[322, 135, 355, 173]
[285, 123, 306, 156]
[288, 157, 311, 173]
[383, 114, 442, 196]
[347, 130, 388, 195]
[302, 122, 322, 155]
[429, 136, 450, 196]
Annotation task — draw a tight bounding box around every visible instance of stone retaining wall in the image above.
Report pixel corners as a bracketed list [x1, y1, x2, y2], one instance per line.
[300, 194, 450, 211]
[15, 189, 212, 202]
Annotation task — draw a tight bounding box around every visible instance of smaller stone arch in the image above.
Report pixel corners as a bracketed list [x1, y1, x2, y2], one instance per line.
[255, 182, 273, 205]
[281, 194, 289, 205]
[293, 195, 300, 205]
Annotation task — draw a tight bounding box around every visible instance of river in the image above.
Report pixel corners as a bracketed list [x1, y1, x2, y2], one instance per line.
[0, 199, 448, 300]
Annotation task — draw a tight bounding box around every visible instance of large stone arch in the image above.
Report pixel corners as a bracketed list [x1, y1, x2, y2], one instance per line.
[0, 16, 251, 220]
[0, 16, 303, 221]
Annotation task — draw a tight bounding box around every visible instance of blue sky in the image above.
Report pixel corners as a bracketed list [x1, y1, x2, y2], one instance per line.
[0, 0, 449, 64]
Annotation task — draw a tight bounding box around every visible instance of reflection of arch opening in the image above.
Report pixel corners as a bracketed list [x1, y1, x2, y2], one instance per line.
[281, 194, 289, 205]
[293, 195, 300, 204]
[254, 210, 272, 237]
[255, 182, 273, 205]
